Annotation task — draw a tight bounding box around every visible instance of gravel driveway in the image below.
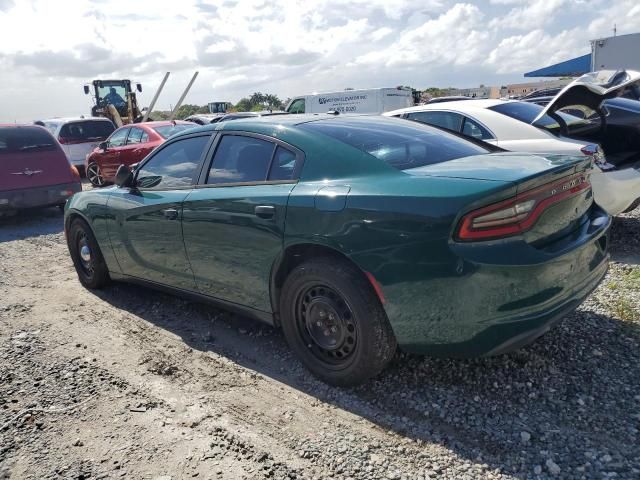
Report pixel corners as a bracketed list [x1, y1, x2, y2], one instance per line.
[1, 197, 638, 480]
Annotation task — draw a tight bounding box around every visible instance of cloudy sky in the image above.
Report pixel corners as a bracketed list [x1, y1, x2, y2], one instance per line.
[0, 0, 638, 122]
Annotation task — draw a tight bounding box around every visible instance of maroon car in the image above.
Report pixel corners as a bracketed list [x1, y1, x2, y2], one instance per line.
[85, 120, 196, 186]
[0, 125, 81, 216]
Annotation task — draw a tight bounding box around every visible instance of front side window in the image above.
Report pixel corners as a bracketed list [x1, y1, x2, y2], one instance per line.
[288, 98, 305, 114]
[0, 127, 56, 154]
[462, 117, 493, 140]
[300, 117, 488, 171]
[107, 128, 129, 147]
[136, 135, 209, 189]
[207, 135, 275, 184]
[405, 111, 463, 133]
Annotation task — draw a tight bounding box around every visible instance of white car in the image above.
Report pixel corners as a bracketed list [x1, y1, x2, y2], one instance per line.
[385, 70, 640, 216]
[37, 117, 116, 174]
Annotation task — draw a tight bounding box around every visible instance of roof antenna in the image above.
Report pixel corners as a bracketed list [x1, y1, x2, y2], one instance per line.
[613, 23, 617, 37]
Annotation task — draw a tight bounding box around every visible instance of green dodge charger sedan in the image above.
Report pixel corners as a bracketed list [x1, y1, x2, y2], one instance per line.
[64, 115, 610, 386]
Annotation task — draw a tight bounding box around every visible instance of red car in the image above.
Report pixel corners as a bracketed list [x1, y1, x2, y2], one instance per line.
[0, 125, 81, 216]
[84, 120, 196, 186]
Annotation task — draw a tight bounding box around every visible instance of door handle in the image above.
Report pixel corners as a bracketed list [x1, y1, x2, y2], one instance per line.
[254, 205, 275, 219]
[162, 208, 179, 220]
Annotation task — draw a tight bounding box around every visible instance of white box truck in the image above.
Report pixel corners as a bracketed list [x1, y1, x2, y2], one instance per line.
[285, 87, 414, 115]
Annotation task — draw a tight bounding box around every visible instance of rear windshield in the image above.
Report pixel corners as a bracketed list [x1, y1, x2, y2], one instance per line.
[299, 117, 489, 170]
[59, 120, 115, 142]
[488, 102, 591, 133]
[0, 127, 57, 154]
[152, 124, 197, 139]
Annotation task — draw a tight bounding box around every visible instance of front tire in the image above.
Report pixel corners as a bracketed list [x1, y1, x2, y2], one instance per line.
[279, 257, 396, 387]
[67, 219, 110, 289]
[86, 162, 105, 187]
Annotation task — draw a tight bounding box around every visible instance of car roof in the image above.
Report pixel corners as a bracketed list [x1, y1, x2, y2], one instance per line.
[38, 116, 113, 124]
[129, 120, 191, 127]
[386, 99, 509, 116]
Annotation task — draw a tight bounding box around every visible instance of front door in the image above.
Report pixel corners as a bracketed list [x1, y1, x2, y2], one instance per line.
[107, 133, 211, 291]
[182, 133, 301, 312]
[100, 127, 130, 180]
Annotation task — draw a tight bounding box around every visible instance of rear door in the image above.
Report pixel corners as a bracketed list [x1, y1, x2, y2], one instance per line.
[118, 126, 154, 167]
[99, 127, 130, 179]
[107, 133, 211, 290]
[0, 126, 72, 191]
[181, 133, 301, 312]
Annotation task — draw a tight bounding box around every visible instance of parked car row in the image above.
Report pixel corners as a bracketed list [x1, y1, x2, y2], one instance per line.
[5, 70, 638, 387]
[385, 70, 640, 217]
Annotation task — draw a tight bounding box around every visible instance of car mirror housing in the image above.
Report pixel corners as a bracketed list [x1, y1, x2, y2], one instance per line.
[98, 141, 108, 151]
[114, 164, 134, 188]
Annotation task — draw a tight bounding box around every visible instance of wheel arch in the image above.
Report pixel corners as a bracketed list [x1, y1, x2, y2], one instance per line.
[269, 242, 382, 325]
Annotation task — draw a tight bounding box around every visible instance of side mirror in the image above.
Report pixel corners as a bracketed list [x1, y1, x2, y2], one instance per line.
[98, 141, 108, 151]
[83, 85, 90, 95]
[136, 83, 142, 93]
[114, 164, 134, 188]
[130, 162, 140, 171]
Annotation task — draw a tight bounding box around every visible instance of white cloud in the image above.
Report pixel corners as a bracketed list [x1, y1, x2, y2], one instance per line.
[0, 0, 637, 121]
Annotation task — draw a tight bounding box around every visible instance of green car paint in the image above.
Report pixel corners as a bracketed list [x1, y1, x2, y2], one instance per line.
[65, 115, 610, 357]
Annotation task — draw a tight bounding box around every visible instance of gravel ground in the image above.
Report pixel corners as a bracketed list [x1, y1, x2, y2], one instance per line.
[0, 196, 639, 480]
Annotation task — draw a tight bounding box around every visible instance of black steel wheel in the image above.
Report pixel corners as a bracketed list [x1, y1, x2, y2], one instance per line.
[280, 257, 396, 386]
[86, 162, 105, 187]
[67, 218, 110, 289]
[296, 283, 358, 365]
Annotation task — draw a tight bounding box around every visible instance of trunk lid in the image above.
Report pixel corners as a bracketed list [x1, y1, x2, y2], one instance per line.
[407, 152, 594, 243]
[533, 69, 640, 124]
[0, 126, 74, 191]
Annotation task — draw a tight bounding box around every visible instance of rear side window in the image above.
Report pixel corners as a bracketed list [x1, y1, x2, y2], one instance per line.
[269, 146, 296, 180]
[462, 117, 493, 140]
[207, 135, 275, 184]
[136, 135, 209, 189]
[300, 117, 488, 170]
[405, 111, 463, 132]
[59, 120, 115, 142]
[0, 127, 57, 154]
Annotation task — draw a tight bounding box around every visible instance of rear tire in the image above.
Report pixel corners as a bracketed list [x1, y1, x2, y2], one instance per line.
[67, 218, 110, 289]
[86, 162, 105, 187]
[279, 257, 396, 387]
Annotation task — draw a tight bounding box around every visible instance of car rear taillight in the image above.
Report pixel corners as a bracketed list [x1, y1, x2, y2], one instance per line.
[456, 172, 591, 241]
[70, 164, 81, 181]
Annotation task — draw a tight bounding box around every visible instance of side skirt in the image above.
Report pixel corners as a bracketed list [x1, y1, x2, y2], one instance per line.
[109, 272, 276, 326]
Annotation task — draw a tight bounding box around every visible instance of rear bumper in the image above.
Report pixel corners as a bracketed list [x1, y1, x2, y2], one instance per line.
[384, 207, 611, 357]
[0, 181, 81, 211]
[591, 162, 640, 216]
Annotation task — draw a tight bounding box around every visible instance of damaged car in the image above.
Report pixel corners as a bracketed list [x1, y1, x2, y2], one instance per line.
[386, 70, 640, 216]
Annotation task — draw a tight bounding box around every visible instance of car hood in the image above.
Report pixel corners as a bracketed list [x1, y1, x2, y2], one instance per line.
[533, 69, 640, 124]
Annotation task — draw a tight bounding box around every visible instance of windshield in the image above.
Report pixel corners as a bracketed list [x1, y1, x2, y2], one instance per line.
[300, 117, 489, 170]
[59, 120, 115, 142]
[97, 84, 128, 107]
[488, 102, 591, 133]
[152, 124, 198, 139]
[0, 127, 57, 154]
